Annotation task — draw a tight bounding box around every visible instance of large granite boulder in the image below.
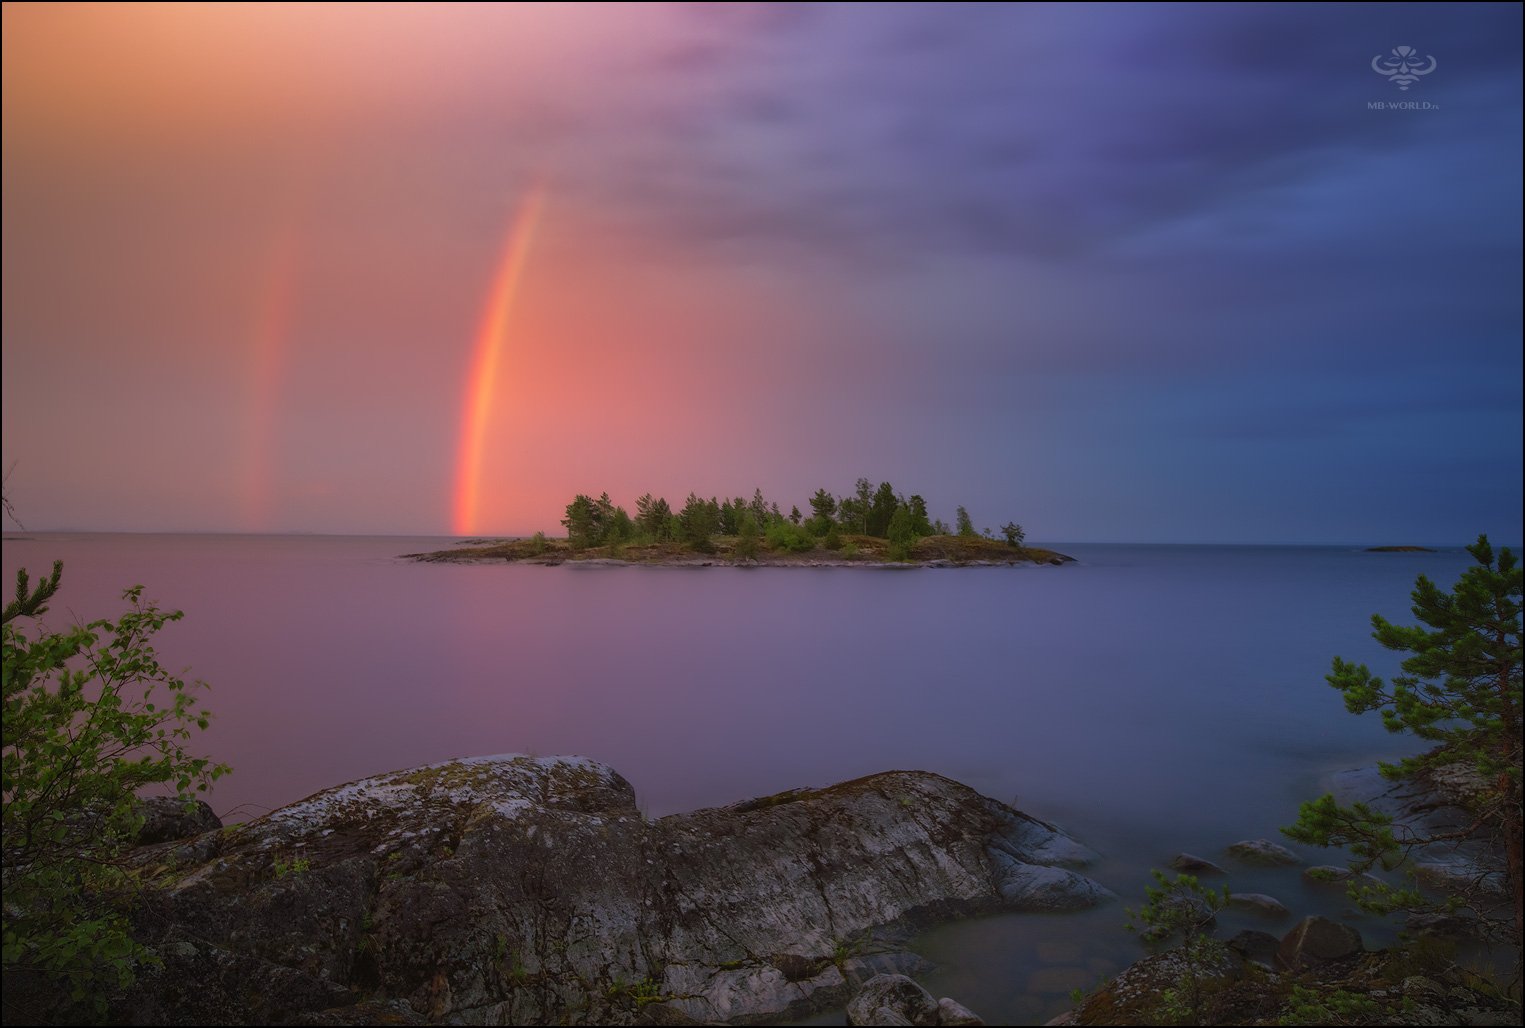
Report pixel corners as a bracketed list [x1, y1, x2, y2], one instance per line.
[114, 755, 1111, 1025]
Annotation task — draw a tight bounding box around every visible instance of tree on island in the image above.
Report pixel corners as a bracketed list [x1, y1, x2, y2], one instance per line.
[1284, 535, 1522, 956]
[955, 506, 976, 539]
[886, 505, 917, 561]
[678, 493, 721, 553]
[549, 481, 1036, 563]
[807, 488, 837, 536]
[1001, 522, 1026, 548]
[906, 495, 934, 537]
[733, 513, 760, 560]
[635, 494, 673, 542]
[866, 481, 899, 538]
[561, 494, 601, 550]
[850, 478, 874, 533]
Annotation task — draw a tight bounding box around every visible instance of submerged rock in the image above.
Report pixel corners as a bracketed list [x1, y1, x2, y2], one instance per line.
[937, 996, 986, 1025]
[116, 755, 1111, 1026]
[1169, 853, 1225, 875]
[1225, 892, 1289, 919]
[1224, 839, 1300, 866]
[846, 974, 940, 1026]
[844, 975, 985, 1027]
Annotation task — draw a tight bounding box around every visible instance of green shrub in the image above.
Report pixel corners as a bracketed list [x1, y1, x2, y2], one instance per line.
[2, 563, 229, 1020]
[764, 521, 814, 553]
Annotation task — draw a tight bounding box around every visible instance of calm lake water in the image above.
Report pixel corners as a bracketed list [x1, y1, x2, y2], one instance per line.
[0, 533, 1490, 1023]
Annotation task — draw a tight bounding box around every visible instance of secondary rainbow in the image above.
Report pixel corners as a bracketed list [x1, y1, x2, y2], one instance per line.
[244, 228, 297, 531]
[452, 185, 547, 536]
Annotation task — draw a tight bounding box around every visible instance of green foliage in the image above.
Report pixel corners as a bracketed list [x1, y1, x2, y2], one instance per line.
[679, 493, 721, 553]
[718, 498, 741, 536]
[1125, 871, 1231, 1026]
[605, 504, 633, 545]
[840, 541, 859, 559]
[807, 488, 837, 536]
[272, 855, 312, 879]
[527, 531, 548, 556]
[1126, 870, 1228, 945]
[886, 504, 916, 561]
[764, 520, 814, 553]
[605, 974, 666, 1008]
[635, 494, 673, 541]
[852, 478, 874, 533]
[1283, 536, 1522, 942]
[955, 506, 976, 539]
[561, 494, 600, 550]
[905, 495, 934, 537]
[3, 563, 229, 1019]
[1275, 985, 1383, 1025]
[550, 484, 1049, 568]
[867, 481, 898, 537]
[563, 493, 631, 549]
[733, 514, 760, 560]
[747, 487, 771, 528]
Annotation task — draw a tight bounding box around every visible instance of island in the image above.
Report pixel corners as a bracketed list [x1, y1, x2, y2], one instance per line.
[1364, 545, 1437, 552]
[410, 481, 1074, 567]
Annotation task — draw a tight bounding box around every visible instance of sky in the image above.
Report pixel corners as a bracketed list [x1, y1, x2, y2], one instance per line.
[2, 2, 1520, 544]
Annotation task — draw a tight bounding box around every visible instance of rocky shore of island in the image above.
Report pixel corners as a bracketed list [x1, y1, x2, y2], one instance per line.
[405, 537, 1075, 568]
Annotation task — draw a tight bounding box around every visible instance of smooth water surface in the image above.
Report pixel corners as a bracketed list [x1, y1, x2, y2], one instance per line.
[1, 534, 1482, 1022]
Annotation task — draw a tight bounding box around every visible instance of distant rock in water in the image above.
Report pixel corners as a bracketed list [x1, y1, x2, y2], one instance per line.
[1224, 892, 1290, 919]
[1169, 852, 1225, 875]
[1224, 838, 1301, 866]
[113, 755, 1113, 1026]
[1364, 545, 1436, 552]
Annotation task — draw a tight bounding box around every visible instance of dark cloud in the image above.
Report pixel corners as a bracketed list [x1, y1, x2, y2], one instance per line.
[599, 2, 1520, 273]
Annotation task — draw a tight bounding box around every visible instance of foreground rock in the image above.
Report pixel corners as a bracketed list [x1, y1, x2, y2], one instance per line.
[844, 974, 984, 1026]
[110, 756, 1111, 1025]
[135, 795, 222, 845]
[1070, 930, 1513, 1025]
[1277, 916, 1362, 968]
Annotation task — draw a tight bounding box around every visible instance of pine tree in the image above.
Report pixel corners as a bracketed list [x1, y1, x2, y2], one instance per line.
[886, 505, 916, 561]
[867, 481, 898, 538]
[807, 488, 837, 536]
[955, 506, 976, 539]
[1285, 535, 1522, 951]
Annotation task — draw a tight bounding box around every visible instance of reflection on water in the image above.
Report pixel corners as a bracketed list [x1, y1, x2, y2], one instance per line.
[0, 534, 1482, 1023]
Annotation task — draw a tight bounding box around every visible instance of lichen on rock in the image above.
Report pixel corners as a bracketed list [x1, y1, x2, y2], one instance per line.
[114, 755, 1111, 1025]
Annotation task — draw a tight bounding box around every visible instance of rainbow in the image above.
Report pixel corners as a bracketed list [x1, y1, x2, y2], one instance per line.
[452, 185, 547, 536]
[243, 229, 297, 531]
